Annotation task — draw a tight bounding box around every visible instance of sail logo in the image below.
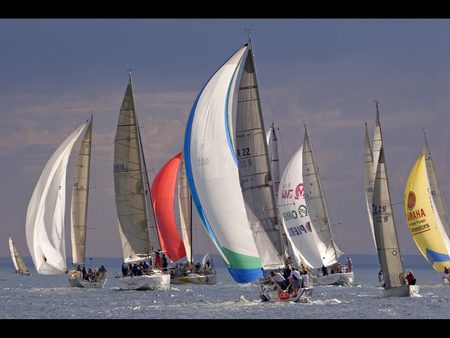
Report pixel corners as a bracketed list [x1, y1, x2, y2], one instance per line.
[407, 191, 416, 210]
[287, 222, 312, 237]
[282, 205, 308, 222]
[281, 183, 304, 200]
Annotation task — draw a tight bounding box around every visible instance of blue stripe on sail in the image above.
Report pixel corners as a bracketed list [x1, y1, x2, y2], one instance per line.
[184, 93, 224, 258]
[229, 267, 263, 283]
[426, 248, 450, 264]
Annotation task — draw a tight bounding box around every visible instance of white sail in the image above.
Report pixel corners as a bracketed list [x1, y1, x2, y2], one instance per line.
[235, 40, 284, 271]
[267, 123, 281, 198]
[302, 125, 342, 267]
[113, 73, 161, 263]
[70, 116, 93, 265]
[9, 236, 30, 275]
[364, 123, 377, 245]
[184, 44, 265, 283]
[278, 144, 323, 268]
[26, 121, 88, 274]
[178, 152, 193, 262]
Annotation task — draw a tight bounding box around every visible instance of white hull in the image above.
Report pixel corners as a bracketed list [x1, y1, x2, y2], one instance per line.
[116, 273, 170, 291]
[69, 270, 106, 288]
[316, 272, 354, 286]
[442, 275, 450, 286]
[259, 286, 314, 303]
[171, 273, 217, 285]
[383, 284, 419, 297]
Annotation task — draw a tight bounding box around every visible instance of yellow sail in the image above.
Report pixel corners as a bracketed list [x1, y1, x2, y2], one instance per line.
[404, 154, 450, 271]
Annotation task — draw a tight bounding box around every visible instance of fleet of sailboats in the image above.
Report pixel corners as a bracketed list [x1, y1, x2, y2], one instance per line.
[18, 35, 448, 301]
[364, 103, 419, 297]
[404, 131, 450, 286]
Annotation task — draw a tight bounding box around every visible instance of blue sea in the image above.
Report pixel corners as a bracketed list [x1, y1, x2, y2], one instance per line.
[0, 254, 448, 319]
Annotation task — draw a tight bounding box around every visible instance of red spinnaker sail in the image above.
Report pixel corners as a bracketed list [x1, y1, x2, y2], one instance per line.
[151, 153, 186, 262]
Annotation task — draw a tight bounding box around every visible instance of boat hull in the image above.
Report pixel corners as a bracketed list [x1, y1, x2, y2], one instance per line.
[443, 275, 450, 286]
[171, 273, 217, 285]
[260, 286, 314, 303]
[116, 273, 170, 291]
[383, 284, 419, 297]
[69, 270, 107, 288]
[316, 272, 354, 286]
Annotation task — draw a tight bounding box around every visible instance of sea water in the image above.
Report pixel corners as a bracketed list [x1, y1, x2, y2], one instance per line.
[0, 254, 448, 319]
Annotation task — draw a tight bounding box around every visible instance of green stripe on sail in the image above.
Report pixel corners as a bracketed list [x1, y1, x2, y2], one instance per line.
[222, 247, 263, 270]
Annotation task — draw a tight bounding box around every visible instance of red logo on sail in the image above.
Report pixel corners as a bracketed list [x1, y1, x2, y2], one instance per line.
[407, 191, 416, 210]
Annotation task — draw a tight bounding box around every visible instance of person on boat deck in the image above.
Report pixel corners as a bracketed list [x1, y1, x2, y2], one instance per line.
[406, 271, 416, 285]
[288, 268, 302, 296]
[271, 271, 288, 290]
[162, 254, 168, 272]
[121, 264, 128, 276]
[154, 250, 161, 269]
[76, 265, 82, 272]
[301, 270, 310, 288]
[346, 256, 353, 272]
[321, 265, 329, 276]
[444, 267, 450, 275]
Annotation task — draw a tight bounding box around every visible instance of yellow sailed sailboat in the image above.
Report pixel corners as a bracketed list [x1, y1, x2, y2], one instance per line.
[404, 132, 450, 285]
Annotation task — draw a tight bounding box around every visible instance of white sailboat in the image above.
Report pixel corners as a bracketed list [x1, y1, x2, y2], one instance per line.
[404, 131, 450, 286]
[154, 153, 217, 285]
[365, 103, 419, 297]
[113, 73, 170, 291]
[68, 116, 107, 288]
[281, 124, 353, 286]
[26, 120, 89, 275]
[9, 236, 30, 276]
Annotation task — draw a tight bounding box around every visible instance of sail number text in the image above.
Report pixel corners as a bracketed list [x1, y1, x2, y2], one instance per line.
[373, 204, 389, 223]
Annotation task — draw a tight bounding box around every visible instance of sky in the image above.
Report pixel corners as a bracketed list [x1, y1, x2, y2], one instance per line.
[2, 18, 450, 262]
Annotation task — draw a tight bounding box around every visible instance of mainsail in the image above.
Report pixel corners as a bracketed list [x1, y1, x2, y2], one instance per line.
[235, 39, 285, 271]
[113, 73, 161, 263]
[184, 44, 264, 283]
[26, 121, 88, 274]
[373, 146, 406, 288]
[404, 133, 450, 271]
[151, 152, 186, 263]
[70, 116, 93, 266]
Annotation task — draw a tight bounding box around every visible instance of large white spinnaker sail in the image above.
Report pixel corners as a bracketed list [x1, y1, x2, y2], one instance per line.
[26, 121, 88, 274]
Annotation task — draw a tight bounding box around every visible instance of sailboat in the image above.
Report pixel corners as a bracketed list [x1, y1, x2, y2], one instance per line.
[152, 152, 217, 285]
[282, 124, 353, 286]
[26, 120, 89, 275]
[9, 236, 30, 276]
[68, 116, 107, 288]
[113, 73, 170, 291]
[365, 102, 419, 297]
[404, 131, 450, 286]
[184, 36, 311, 302]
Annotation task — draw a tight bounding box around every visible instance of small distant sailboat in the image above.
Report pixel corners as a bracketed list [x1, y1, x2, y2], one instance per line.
[113, 72, 170, 291]
[68, 115, 107, 288]
[365, 102, 419, 297]
[26, 120, 89, 275]
[9, 236, 30, 276]
[404, 131, 450, 286]
[152, 152, 217, 285]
